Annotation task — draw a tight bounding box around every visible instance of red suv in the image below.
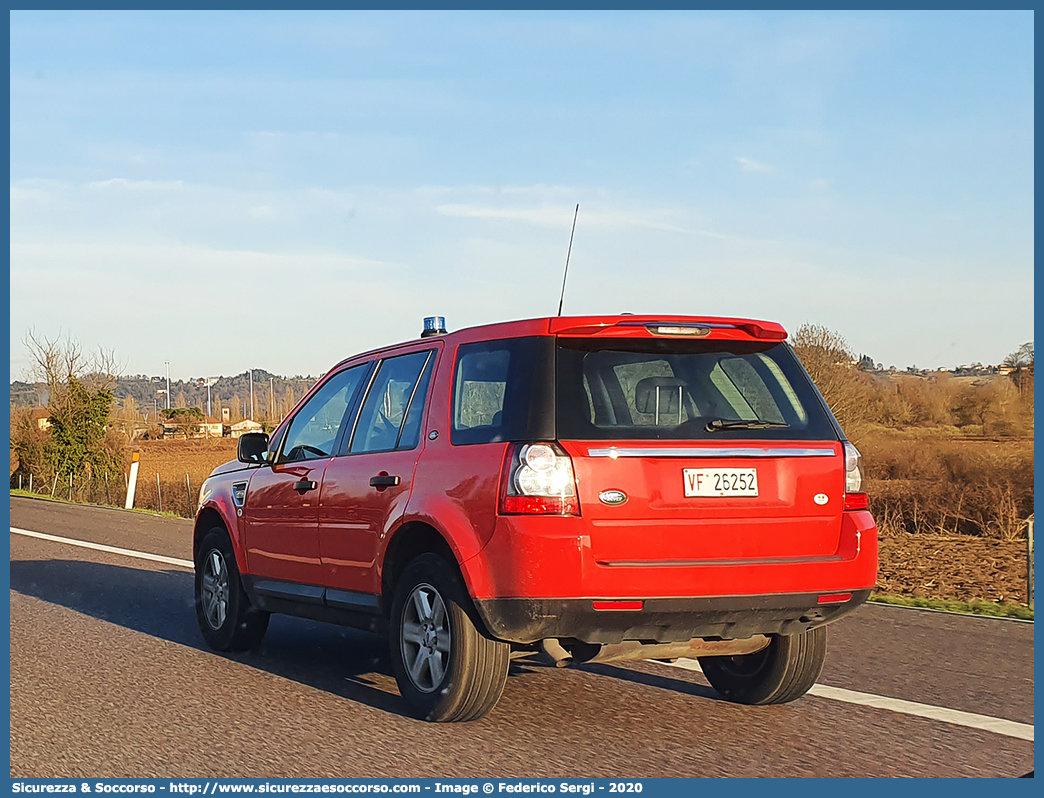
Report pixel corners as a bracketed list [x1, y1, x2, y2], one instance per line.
[194, 315, 878, 721]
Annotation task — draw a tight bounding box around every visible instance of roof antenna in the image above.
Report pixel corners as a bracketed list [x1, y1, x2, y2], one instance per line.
[557, 203, 579, 316]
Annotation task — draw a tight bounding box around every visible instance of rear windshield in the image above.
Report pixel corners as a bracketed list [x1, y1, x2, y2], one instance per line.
[556, 338, 838, 441]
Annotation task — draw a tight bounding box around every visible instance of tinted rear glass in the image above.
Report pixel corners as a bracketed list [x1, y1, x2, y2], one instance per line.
[452, 337, 555, 445]
[556, 338, 837, 440]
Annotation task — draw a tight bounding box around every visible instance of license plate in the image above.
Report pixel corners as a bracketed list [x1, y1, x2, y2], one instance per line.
[684, 468, 758, 497]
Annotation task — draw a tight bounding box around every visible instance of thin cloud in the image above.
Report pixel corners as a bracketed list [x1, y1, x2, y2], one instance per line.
[735, 157, 774, 174]
[87, 178, 186, 191]
[434, 203, 691, 234]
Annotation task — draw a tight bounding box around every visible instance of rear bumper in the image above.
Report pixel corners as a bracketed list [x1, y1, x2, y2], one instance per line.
[459, 509, 878, 600]
[473, 589, 871, 644]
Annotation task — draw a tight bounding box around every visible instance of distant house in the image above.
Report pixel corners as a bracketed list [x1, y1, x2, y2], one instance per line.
[30, 408, 51, 430]
[200, 416, 223, 438]
[162, 414, 224, 439]
[229, 419, 263, 438]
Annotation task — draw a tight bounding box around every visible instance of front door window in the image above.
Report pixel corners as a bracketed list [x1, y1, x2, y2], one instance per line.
[281, 364, 369, 462]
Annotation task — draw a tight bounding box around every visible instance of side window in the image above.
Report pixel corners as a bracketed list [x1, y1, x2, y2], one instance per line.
[397, 355, 435, 450]
[350, 351, 432, 454]
[267, 424, 287, 458]
[455, 349, 508, 430]
[451, 337, 555, 446]
[280, 364, 368, 463]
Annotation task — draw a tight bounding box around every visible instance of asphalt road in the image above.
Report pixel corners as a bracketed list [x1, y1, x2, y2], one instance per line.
[9, 496, 1035, 778]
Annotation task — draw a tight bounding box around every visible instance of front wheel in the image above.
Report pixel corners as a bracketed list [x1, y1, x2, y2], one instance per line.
[698, 625, 827, 705]
[389, 553, 509, 722]
[194, 528, 270, 652]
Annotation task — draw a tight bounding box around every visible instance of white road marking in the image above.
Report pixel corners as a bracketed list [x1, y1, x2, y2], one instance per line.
[806, 684, 1034, 742]
[10, 524, 1035, 743]
[11, 527, 194, 569]
[659, 658, 1034, 742]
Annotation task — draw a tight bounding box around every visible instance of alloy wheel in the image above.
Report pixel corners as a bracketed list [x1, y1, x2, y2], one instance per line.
[400, 583, 451, 693]
[201, 549, 229, 630]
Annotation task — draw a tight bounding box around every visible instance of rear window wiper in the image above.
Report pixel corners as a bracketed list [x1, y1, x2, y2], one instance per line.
[705, 419, 790, 432]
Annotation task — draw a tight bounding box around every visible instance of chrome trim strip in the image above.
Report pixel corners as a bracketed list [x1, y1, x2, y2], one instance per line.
[598, 555, 843, 567]
[586, 447, 837, 458]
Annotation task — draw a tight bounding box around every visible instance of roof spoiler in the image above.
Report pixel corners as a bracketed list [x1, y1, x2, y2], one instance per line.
[549, 316, 788, 341]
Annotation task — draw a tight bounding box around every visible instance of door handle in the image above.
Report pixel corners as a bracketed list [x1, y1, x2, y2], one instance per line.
[369, 474, 401, 489]
[294, 479, 318, 493]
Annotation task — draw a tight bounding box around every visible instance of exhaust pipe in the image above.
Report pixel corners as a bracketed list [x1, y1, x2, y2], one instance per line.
[540, 638, 575, 668]
[585, 635, 770, 665]
[539, 635, 770, 667]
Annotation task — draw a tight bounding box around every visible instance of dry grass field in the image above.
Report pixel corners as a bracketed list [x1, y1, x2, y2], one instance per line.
[13, 434, 1032, 607]
[132, 438, 239, 516]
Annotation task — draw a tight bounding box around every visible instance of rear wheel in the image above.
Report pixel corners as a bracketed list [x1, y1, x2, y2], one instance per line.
[194, 528, 269, 651]
[389, 553, 509, 722]
[699, 626, 827, 705]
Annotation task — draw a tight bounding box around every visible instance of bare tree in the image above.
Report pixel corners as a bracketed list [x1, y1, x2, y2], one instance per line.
[23, 329, 122, 412]
[1003, 342, 1034, 400]
[790, 323, 870, 435]
[17, 330, 127, 482]
[1003, 342, 1034, 369]
[282, 385, 297, 419]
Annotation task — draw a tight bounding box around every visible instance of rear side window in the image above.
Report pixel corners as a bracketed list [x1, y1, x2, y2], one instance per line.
[557, 338, 836, 441]
[452, 337, 555, 445]
[350, 351, 433, 454]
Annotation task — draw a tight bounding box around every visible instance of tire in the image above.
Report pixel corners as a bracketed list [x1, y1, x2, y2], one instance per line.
[194, 528, 270, 652]
[698, 625, 827, 705]
[389, 553, 509, 722]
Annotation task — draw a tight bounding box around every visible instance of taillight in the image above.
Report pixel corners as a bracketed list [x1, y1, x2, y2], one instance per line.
[843, 441, 867, 511]
[499, 442, 580, 516]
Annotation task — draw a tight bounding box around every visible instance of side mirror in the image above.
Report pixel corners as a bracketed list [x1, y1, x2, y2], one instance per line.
[237, 432, 270, 465]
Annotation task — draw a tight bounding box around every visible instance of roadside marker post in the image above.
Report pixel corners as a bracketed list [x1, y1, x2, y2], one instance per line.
[28, 474, 32, 493]
[125, 451, 140, 510]
[1028, 517, 1034, 609]
[157, 473, 162, 513]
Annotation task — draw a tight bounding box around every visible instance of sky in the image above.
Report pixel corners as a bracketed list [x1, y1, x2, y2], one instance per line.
[9, 10, 1034, 381]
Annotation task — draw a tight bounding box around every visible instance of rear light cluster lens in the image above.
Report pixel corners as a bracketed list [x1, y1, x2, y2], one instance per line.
[817, 592, 853, 605]
[844, 493, 869, 511]
[843, 441, 868, 511]
[843, 442, 864, 492]
[500, 442, 580, 515]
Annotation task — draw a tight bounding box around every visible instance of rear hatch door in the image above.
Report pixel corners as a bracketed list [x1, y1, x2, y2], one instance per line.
[555, 328, 845, 564]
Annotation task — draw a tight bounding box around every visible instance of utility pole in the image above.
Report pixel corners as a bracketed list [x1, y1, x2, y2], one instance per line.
[165, 361, 171, 410]
[205, 378, 217, 417]
[270, 377, 274, 419]
[249, 370, 255, 420]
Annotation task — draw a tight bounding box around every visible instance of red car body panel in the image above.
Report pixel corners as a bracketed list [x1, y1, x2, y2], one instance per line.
[456, 506, 876, 600]
[242, 460, 327, 585]
[320, 447, 421, 595]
